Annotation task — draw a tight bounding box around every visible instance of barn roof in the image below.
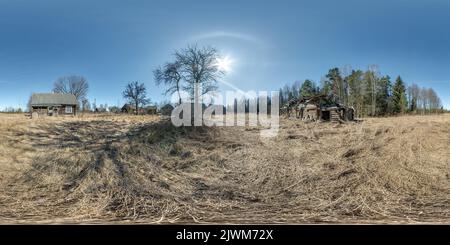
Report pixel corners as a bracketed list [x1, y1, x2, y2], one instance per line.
[30, 93, 77, 106]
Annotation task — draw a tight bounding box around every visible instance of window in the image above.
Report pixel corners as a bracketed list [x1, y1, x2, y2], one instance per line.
[65, 106, 73, 114]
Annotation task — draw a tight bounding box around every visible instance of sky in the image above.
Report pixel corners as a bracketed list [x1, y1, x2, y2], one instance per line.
[1, 0, 450, 109]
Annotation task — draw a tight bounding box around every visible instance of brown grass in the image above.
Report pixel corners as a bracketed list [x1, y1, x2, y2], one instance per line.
[0, 113, 449, 224]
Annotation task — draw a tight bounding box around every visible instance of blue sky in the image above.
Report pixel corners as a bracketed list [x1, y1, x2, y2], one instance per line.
[1, 0, 449, 109]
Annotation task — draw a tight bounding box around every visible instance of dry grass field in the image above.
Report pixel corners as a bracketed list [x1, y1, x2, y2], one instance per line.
[0, 113, 449, 224]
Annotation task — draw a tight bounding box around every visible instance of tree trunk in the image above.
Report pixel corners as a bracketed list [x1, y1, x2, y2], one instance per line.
[135, 101, 139, 115]
[177, 82, 182, 105]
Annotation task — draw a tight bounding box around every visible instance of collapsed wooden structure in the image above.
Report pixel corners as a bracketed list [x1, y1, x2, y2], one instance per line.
[281, 95, 355, 122]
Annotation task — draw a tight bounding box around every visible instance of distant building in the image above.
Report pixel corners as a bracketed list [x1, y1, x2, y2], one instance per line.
[121, 104, 157, 115]
[121, 104, 138, 114]
[30, 93, 77, 117]
[144, 106, 157, 115]
[159, 104, 174, 116]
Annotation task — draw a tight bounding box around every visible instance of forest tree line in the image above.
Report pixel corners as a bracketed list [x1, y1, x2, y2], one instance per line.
[279, 66, 444, 117]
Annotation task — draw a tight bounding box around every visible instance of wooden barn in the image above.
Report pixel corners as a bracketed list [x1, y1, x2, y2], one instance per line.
[30, 93, 77, 117]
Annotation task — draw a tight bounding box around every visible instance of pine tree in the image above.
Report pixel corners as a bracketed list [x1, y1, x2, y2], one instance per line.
[392, 76, 407, 114]
[346, 70, 364, 117]
[362, 71, 372, 116]
[326, 68, 344, 103]
[299, 79, 316, 99]
[321, 78, 333, 96]
[376, 75, 391, 116]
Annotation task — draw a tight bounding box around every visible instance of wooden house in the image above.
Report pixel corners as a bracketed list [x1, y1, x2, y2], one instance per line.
[30, 93, 77, 117]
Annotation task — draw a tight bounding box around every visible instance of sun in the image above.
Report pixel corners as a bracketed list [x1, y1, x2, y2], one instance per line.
[215, 56, 233, 72]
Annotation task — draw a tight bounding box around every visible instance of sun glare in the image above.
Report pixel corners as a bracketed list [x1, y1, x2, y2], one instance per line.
[215, 56, 233, 72]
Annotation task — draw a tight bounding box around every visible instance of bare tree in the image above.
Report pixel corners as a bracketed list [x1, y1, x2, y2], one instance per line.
[154, 61, 183, 104]
[420, 88, 429, 114]
[411, 86, 442, 115]
[53, 75, 89, 102]
[408, 83, 420, 113]
[427, 88, 440, 114]
[81, 99, 91, 112]
[341, 64, 352, 106]
[122, 81, 150, 115]
[175, 45, 224, 100]
[368, 65, 379, 116]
